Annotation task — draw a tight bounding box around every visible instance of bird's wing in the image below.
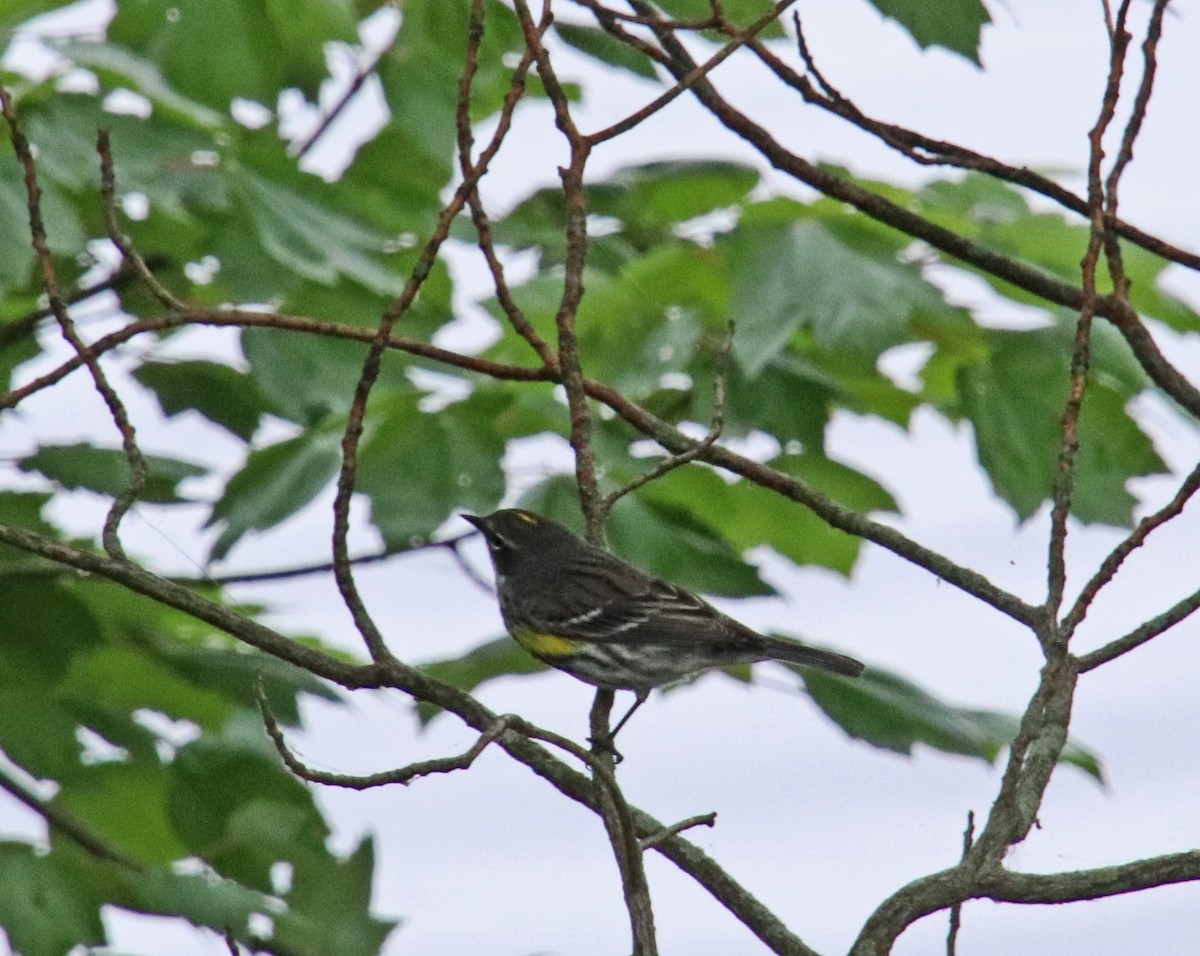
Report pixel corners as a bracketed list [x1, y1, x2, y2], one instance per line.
[529, 552, 754, 649]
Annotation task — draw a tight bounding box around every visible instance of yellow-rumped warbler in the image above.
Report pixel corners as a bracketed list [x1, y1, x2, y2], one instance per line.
[463, 510, 864, 725]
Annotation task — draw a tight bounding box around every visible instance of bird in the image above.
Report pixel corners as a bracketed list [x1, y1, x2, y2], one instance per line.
[462, 509, 864, 737]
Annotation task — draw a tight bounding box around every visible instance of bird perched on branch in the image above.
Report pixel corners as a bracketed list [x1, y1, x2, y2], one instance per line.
[463, 509, 864, 738]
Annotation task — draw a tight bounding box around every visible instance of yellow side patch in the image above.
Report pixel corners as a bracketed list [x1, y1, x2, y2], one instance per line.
[513, 629, 578, 657]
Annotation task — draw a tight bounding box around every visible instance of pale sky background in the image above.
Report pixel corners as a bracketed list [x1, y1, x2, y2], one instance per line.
[2, 1, 1200, 954]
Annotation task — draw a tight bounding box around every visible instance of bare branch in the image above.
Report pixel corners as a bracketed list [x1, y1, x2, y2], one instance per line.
[586, 688, 659, 955]
[946, 810, 974, 956]
[640, 812, 718, 850]
[514, 0, 606, 544]
[585, 1, 797, 145]
[1063, 458, 1200, 636]
[1105, 0, 1170, 212]
[97, 130, 187, 312]
[2, 301, 1043, 629]
[1045, 1, 1131, 624]
[456, 0, 557, 369]
[0, 515, 821, 955]
[172, 533, 475, 586]
[738, 13, 1200, 275]
[1, 84, 146, 560]
[260, 685, 513, 788]
[327, 15, 543, 665]
[619, 2, 1200, 421]
[979, 850, 1200, 903]
[1077, 583, 1200, 672]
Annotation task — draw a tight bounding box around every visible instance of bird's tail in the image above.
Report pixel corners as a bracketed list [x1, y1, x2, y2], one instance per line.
[757, 635, 865, 677]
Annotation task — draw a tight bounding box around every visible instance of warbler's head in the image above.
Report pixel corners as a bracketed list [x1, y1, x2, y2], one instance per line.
[462, 509, 579, 576]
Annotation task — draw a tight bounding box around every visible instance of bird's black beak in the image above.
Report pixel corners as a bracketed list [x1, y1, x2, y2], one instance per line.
[461, 513, 484, 531]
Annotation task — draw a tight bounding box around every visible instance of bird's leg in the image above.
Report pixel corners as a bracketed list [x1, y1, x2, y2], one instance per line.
[609, 689, 649, 741]
[589, 690, 649, 762]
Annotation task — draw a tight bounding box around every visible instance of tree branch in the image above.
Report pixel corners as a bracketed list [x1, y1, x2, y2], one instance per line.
[0, 515, 830, 956]
[618, 3, 1200, 422]
[1, 83, 146, 560]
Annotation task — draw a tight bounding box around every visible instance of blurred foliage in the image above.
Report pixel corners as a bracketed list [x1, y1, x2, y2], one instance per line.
[0, 0, 1188, 951]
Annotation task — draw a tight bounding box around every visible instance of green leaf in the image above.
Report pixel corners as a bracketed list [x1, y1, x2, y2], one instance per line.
[17, 443, 207, 504]
[240, 327, 400, 425]
[167, 728, 328, 890]
[207, 429, 342, 560]
[964, 711, 1105, 783]
[728, 220, 933, 375]
[0, 582, 102, 685]
[274, 835, 399, 956]
[555, 23, 659, 79]
[55, 764, 190, 865]
[0, 151, 87, 291]
[653, 0, 786, 37]
[0, 690, 83, 779]
[636, 459, 893, 579]
[128, 867, 270, 941]
[52, 39, 226, 127]
[801, 666, 1104, 782]
[0, 842, 106, 956]
[867, 0, 990, 63]
[227, 168, 403, 294]
[163, 645, 340, 725]
[417, 635, 547, 724]
[62, 644, 234, 733]
[958, 326, 1166, 525]
[0, 1, 67, 30]
[769, 453, 898, 513]
[358, 390, 508, 548]
[109, 0, 355, 107]
[134, 360, 275, 441]
[602, 160, 760, 229]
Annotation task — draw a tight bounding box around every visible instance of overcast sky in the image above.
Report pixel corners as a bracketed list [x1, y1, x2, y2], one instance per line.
[4, 1, 1200, 954]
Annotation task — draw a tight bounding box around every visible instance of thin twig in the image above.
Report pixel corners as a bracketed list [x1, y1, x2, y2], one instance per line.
[294, 33, 398, 160]
[610, 3, 1200, 432]
[1105, 0, 1169, 212]
[586, 686, 658, 955]
[260, 684, 513, 788]
[1077, 584, 1200, 672]
[603, 319, 735, 513]
[568, 0, 720, 31]
[0, 258, 166, 352]
[640, 812, 718, 850]
[1063, 458, 1200, 636]
[447, 533, 498, 594]
[171, 533, 475, 586]
[585, 0, 797, 145]
[946, 810, 975, 956]
[741, 15, 1200, 275]
[0, 515, 822, 956]
[97, 130, 187, 312]
[514, 0, 606, 545]
[2, 304, 1045, 628]
[456, 0, 557, 369]
[0, 84, 146, 560]
[328, 17, 542, 665]
[1044, 1, 1132, 626]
